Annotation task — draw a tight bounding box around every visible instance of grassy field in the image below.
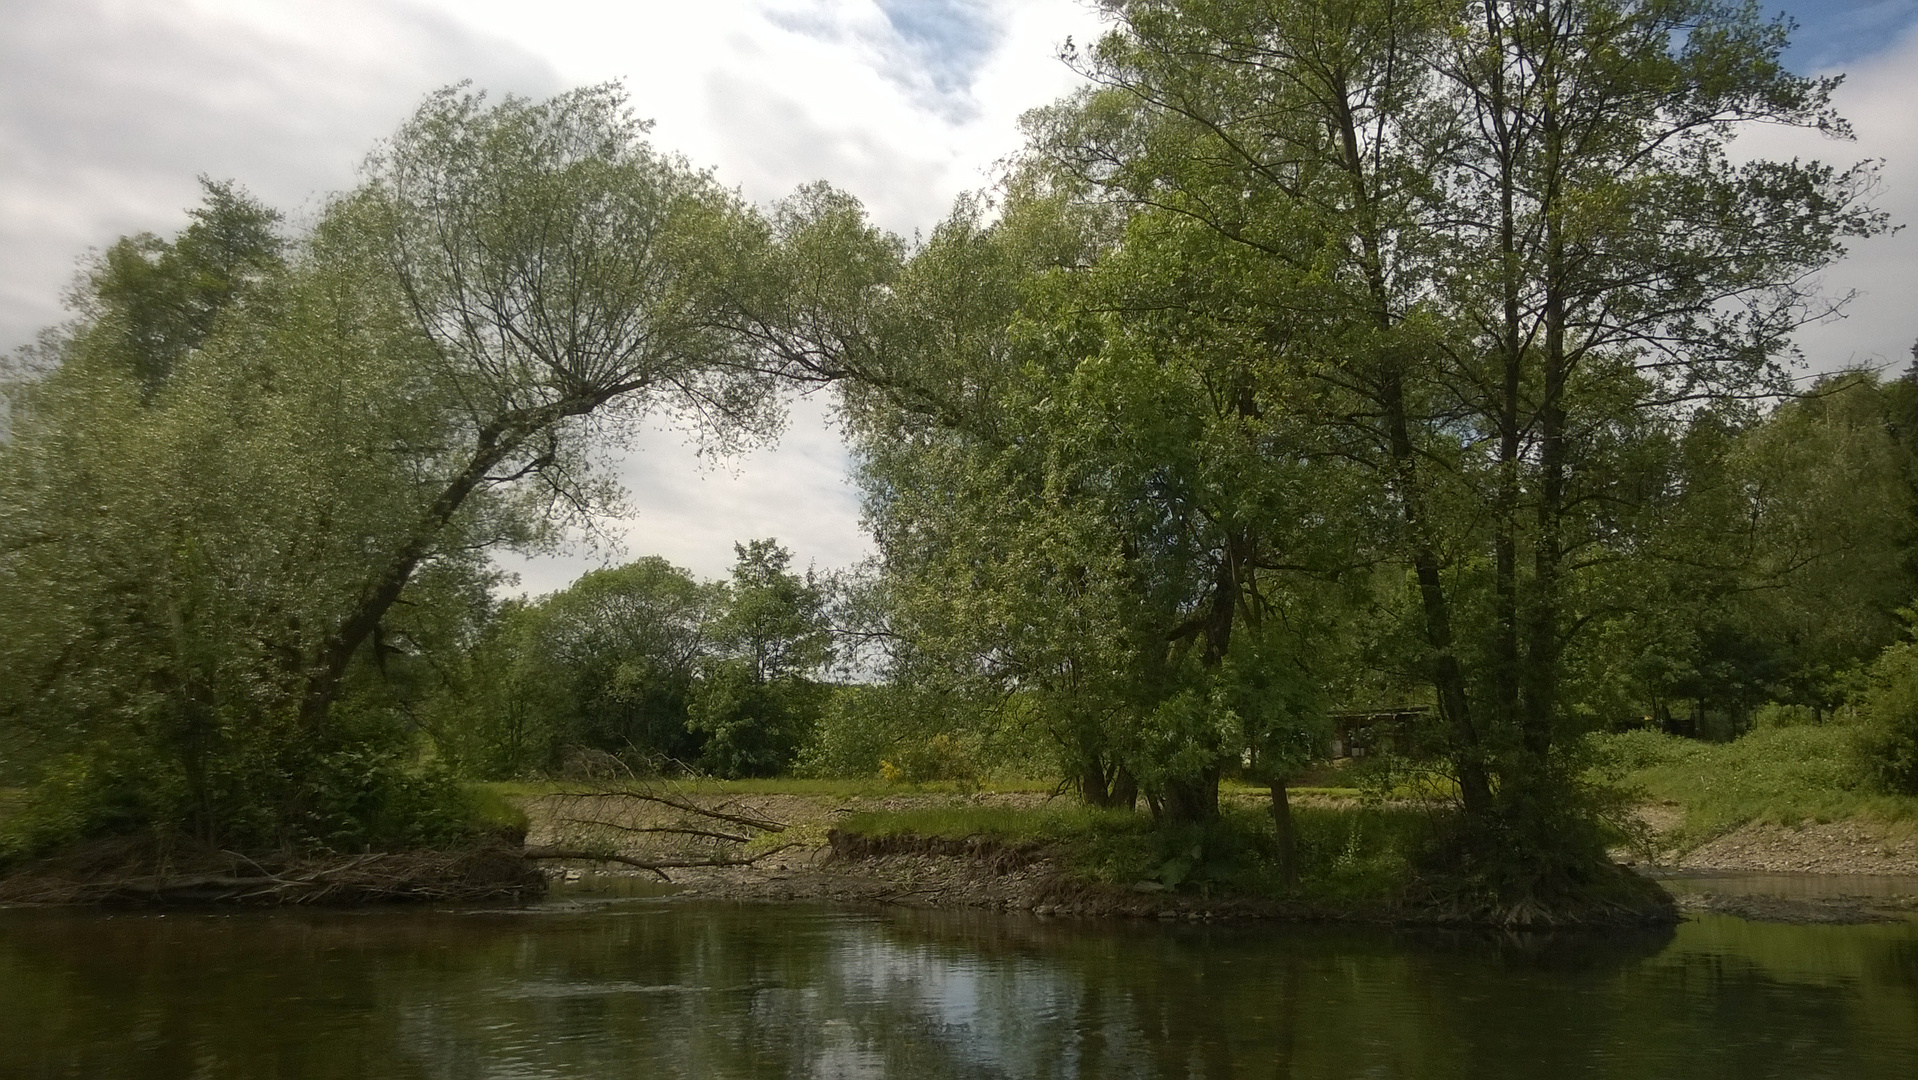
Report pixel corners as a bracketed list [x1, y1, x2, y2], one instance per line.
[1592, 724, 1918, 849]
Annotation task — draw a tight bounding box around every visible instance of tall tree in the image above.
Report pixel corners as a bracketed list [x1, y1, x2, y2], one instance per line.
[296, 84, 780, 729]
[0, 85, 805, 850]
[1021, 0, 1884, 899]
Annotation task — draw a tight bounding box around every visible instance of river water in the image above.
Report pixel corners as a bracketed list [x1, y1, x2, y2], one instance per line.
[2, 892, 1914, 1079]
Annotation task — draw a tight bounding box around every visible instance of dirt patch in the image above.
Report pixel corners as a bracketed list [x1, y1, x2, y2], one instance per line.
[520, 788, 1055, 851]
[1667, 818, 1918, 876]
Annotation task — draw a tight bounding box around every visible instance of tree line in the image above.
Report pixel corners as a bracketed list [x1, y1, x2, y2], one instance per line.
[3, 1, 1913, 913]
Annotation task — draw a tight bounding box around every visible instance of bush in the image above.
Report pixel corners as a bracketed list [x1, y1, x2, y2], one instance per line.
[1588, 723, 1900, 848]
[1754, 702, 1818, 729]
[798, 684, 998, 781]
[687, 664, 825, 778]
[0, 703, 493, 868]
[1859, 641, 1918, 794]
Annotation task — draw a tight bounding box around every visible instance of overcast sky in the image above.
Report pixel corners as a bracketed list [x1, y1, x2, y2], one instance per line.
[4, 0, 1914, 593]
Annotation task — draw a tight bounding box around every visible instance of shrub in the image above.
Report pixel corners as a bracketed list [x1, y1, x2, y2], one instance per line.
[1754, 702, 1818, 729]
[1859, 641, 1918, 795]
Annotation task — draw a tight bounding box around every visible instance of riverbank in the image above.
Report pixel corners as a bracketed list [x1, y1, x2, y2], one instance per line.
[515, 771, 1918, 925]
[1600, 726, 1918, 878]
[515, 784, 1673, 928]
[0, 834, 544, 905]
[10, 749, 1918, 925]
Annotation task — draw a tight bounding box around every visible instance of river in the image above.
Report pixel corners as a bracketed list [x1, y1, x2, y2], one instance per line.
[2, 887, 1914, 1078]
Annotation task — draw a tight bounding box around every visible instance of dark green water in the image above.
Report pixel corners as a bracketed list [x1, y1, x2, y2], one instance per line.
[2, 898, 1914, 1079]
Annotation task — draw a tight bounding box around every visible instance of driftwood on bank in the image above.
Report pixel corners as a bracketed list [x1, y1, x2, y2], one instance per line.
[0, 838, 545, 906]
[522, 844, 800, 881]
[521, 779, 794, 883]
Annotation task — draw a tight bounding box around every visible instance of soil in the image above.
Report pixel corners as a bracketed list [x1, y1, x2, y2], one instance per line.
[1672, 818, 1918, 876]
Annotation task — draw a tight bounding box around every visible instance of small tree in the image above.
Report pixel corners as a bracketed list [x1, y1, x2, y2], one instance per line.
[690, 540, 833, 777]
[1859, 624, 1918, 795]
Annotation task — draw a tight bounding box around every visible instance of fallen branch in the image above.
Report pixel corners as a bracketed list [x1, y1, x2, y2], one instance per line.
[546, 788, 787, 833]
[524, 843, 800, 883]
[555, 818, 754, 845]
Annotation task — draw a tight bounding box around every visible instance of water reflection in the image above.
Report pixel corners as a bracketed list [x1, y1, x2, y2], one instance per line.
[0, 900, 1913, 1079]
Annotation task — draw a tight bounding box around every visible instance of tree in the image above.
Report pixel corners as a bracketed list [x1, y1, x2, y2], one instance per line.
[428, 558, 721, 777]
[690, 540, 833, 778]
[1016, 0, 1883, 903]
[1570, 373, 1917, 737]
[0, 84, 803, 853]
[0, 180, 502, 849]
[835, 190, 1361, 828]
[297, 83, 779, 732]
[84, 177, 288, 398]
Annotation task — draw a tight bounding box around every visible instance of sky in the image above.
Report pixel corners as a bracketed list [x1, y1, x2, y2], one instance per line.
[3, 0, 1914, 594]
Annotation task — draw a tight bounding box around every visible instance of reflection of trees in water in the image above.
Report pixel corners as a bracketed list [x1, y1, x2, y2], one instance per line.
[1, 907, 1916, 1078]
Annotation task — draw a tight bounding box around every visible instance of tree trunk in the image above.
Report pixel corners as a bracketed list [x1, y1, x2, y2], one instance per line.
[1380, 361, 1493, 817]
[1269, 776, 1297, 888]
[297, 395, 604, 731]
[1160, 766, 1221, 823]
[1331, 74, 1492, 819]
[1110, 767, 1138, 812]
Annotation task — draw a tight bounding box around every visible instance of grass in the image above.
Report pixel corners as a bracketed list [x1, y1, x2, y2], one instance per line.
[0, 788, 25, 836]
[837, 799, 1427, 907]
[484, 767, 1422, 907]
[1591, 724, 1918, 848]
[461, 783, 532, 838]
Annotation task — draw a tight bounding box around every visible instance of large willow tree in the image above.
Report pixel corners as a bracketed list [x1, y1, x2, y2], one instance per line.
[0, 86, 789, 852]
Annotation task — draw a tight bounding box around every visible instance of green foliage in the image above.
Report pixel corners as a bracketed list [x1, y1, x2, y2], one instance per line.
[86, 177, 287, 396]
[1754, 703, 1820, 729]
[1578, 373, 1918, 733]
[687, 661, 825, 778]
[685, 540, 835, 777]
[797, 685, 908, 778]
[1857, 637, 1918, 795]
[1590, 725, 1914, 849]
[0, 83, 801, 858]
[798, 683, 1031, 782]
[837, 800, 1425, 905]
[428, 541, 834, 780]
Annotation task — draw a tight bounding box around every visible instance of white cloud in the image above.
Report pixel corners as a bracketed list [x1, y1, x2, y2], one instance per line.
[0, 0, 561, 351]
[16, 0, 1905, 594]
[494, 393, 867, 592]
[1733, 23, 1918, 374]
[1, 0, 1101, 588]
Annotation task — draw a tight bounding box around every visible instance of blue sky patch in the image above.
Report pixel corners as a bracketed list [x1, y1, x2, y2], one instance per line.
[1773, 0, 1918, 70]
